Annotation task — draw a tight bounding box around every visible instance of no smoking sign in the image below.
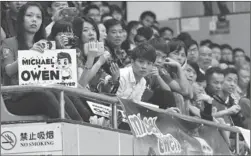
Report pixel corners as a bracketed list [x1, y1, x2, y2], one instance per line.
[1, 131, 17, 150]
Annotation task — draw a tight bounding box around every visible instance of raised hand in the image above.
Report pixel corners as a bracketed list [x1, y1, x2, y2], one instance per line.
[31, 40, 48, 53]
[164, 58, 181, 67]
[98, 51, 111, 65]
[149, 66, 159, 76]
[196, 93, 213, 104]
[110, 62, 120, 81]
[86, 42, 103, 58]
[56, 34, 69, 49]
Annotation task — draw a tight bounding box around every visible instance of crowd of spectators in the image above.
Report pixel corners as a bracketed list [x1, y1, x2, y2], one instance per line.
[1, 2, 250, 154]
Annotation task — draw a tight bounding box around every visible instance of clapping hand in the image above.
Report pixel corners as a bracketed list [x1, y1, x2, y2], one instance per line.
[110, 62, 120, 81]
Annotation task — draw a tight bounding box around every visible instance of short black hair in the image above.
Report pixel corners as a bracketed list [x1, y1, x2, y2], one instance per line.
[48, 19, 73, 40]
[159, 27, 174, 36]
[223, 67, 238, 77]
[148, 37, 170, 55]
[103, 18, 125, 33]
[136, 26, 153, 41]
[221, 44, 232, 51]
[140, 11, 156, 21]
[233, 48, 245, 56]
[110, 4, 123, 15]
[205, 67, 223, 84]
[200, 39, 212, 47]
[131, 42, 156, 63]
[177, 32, 192, 43]
[245, 56, 250, 62]
[167, 38, 187, 56]
[82, 4, 100, 16]
[185, 39, 198, 49]
[126, 20, 140, 34]
[210, 43, 221, 49]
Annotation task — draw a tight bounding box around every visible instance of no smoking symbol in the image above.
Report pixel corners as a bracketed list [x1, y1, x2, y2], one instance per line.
[1, 131, 17, 150]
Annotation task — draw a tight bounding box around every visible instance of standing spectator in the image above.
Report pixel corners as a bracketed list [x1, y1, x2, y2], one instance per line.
[159, 27, 174, 43]
[110, 5, 123, 21]
[198, 46, 213, 74]
[82, 5, 101, 24]
[139, 11, 156, 27]
[1, 1, 27, 38]
[186, 39, 199, 63]
[45, 2, 69, 37]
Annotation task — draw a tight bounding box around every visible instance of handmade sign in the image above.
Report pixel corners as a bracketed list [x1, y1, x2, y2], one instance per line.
[18, 49, 77, 87]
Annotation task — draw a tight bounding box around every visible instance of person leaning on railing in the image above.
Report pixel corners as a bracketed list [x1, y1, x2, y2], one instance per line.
[0, 2, 69, 119]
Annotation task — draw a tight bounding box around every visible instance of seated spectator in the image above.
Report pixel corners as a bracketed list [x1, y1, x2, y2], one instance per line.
[1, 1, 27, 38]
[0, 2, 70, 120]
[200, 39, 212, 47]
[99, 2, 111, 15]
[116, 42, 156, 102]
[98, 23, 107, 42]
[220, 44, 233, 65]
[159, 27, 174, 43]
[185, 39, 199, 63]
[139, 11, 156, 27]
[82, 5, 101, 24]
[143, 38, 177, 110]
[233, 48, 245, 65]
[134, 26, 154, 46]
[121, 21, 141, 52]
[101, 13, 113, 23]
[236, 68, 250, 99]
[45, 2, 69, 37]
[198, 46, 213, 74]
[110, 5, 123, 21]
[210, 43, 222, 62]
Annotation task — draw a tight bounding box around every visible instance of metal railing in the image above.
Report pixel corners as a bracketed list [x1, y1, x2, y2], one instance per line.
[1, 85, 242, 154]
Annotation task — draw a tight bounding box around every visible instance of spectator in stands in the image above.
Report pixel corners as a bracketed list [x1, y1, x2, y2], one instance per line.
[99, 2, 111, 15]
[210, 43, 222, 62]
[0, 2, 71, 119]
[233, 48, 245, 65]
[143, 38, 177, 110]
[236, 68, 250, 98]
[116, 42, 156, 102]
[134, 26, 154, 46]
[103, 19, 130, 68]
[200, 39, 212, 47]
[165, 38, 190, 97]
[220, 44, 233, 65]
[101, 13, 113, 23]
[121, 21, 141, 52]
[139, 11, 156, 27]
[159, 27, 174, 44]
[186, 39, 199, 63]
[45, 2, 69, 37]
[83, 5, 101, 24]
[98, 23, 107, 42]
[1, 1, 27, 38]
[198, 46, 213, 74]
[110, 5, 123, 21]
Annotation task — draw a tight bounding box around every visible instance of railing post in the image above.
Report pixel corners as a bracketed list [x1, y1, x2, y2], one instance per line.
[235, 132, 239, 155]
[60, 91, 65, 119]
[112, 103, 118, 129]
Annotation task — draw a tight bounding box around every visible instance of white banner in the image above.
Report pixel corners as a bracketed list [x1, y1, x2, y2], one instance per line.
[1, 123, 62, 154]
[18, 49, 77, 87]
[235, 126, 250, 149]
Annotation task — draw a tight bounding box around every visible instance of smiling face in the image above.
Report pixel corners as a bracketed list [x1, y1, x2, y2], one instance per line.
[57, 58, 70, 69]
[23, 6, 42, 34]
[107, 24, 123, 47]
